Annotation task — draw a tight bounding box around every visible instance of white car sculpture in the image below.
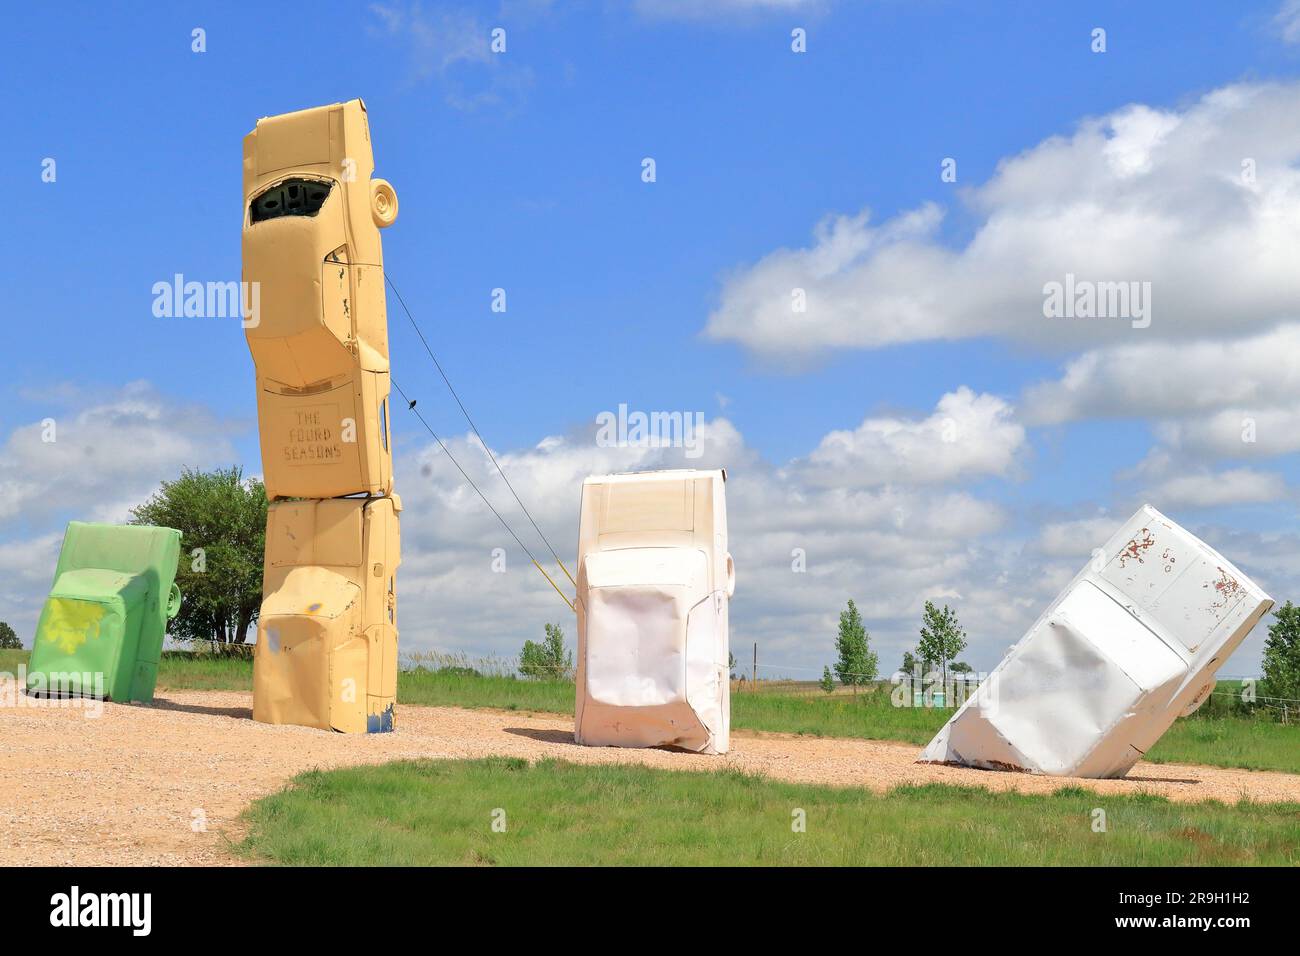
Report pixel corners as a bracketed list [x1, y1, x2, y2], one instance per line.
[920, 505, 1272, 778]
[575, 469, 734, 754]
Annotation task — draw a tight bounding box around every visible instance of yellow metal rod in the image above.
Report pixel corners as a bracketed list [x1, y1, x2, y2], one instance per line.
[533, 559, 575, 613]
[556, 558, 577, 588]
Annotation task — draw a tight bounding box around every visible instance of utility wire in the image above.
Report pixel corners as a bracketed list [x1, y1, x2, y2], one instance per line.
[391, 378, 574, 613]
[384, 272, 576, 589]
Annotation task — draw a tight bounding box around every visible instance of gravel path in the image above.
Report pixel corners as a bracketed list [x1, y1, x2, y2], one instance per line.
[3, 679, 1298, 866]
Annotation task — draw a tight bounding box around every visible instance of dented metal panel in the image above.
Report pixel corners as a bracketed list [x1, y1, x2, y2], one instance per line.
[575, 469, 734, 754]
[27, 523, 182, 703]
[252, 496, 401, 733]
[920, 505, 1272, 777]
[244, 100, 402, 734]
[242, 99, 396, 502]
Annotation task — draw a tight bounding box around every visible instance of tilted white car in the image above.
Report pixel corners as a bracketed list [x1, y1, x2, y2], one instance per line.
[920, 505, 1272, 778]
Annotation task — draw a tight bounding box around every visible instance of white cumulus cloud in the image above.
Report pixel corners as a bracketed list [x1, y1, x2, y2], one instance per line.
[705, 83, 1300, 360]
[795, 387, 1025, 488]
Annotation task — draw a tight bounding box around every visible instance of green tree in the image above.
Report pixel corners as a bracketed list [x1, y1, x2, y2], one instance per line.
[1261, 601, 1300, 706]
[0, 621, 20, 650]
[728, 651, 737, 680]
[951, 661, 973, 674]
[834, 599, 878, 695]
[519, 622, 573, 680]
[130, 467, 267, 646]
[819, 665, 835, 694]
[901, 649, 917, 675]
[917, 600, 967, 691]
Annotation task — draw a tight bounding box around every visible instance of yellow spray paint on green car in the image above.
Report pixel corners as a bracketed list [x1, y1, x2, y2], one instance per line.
[41, 597, 106, 654]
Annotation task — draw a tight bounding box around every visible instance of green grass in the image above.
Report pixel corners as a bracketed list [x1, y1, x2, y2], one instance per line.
[7, 646, 1298, 775]
[407, 675, 1300, 778]
[157, 651, 255, 690]
[0, 648, 257, 692]
[388, 670, 951, 744]
[398, 667, 575, 711]
[1146, 717, 1300, 773]
[391, 672, 972, 749]
[734, 686, 947, 744]
[236, 757, 1300, 866]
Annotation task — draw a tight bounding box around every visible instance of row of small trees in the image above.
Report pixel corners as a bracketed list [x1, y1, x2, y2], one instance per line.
[818, 596, 1300, 714]
[822, 599, 969, 695]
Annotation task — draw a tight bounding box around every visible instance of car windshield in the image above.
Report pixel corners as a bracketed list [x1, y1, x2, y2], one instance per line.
[249, 179, 332, 224]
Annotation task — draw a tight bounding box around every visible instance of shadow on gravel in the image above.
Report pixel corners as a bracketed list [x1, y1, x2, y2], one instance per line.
[503, 727, 699, 754]
[145, 698, 254, 721]
[503, 727, 576, 745]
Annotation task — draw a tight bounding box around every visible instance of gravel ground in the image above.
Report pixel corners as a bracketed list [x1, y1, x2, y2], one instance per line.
[3, 679, 1299, 866]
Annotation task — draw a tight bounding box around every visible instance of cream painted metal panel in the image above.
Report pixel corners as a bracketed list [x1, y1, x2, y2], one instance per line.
[575, 469, 733, 754]
[920, 505, 1272, 777]
[242, 99, 396, 501]
[244, 100, 401, 733]
[253, 495, 401, 733]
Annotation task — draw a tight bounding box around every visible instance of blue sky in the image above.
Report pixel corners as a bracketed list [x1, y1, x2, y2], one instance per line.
[3, 0, 1300, 676]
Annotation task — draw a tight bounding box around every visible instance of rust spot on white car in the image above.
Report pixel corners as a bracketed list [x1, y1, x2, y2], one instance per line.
[1117, 527, 1156, 568]
[1204, 566, 1242, 613]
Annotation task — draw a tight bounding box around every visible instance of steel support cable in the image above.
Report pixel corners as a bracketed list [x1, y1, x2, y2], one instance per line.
[383, 272, 577, 589]
[391, 378, 574, 613]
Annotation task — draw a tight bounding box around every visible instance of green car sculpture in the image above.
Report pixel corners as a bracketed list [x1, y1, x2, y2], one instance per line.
[27, 522, 182, 703]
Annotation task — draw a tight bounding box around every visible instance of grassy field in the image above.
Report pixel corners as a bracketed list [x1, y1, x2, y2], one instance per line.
[4, 647, 1297, 774]
[237, 757, 1300, 866]
[0, 647, 253, 691]
[385, 669, 1300, 775]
